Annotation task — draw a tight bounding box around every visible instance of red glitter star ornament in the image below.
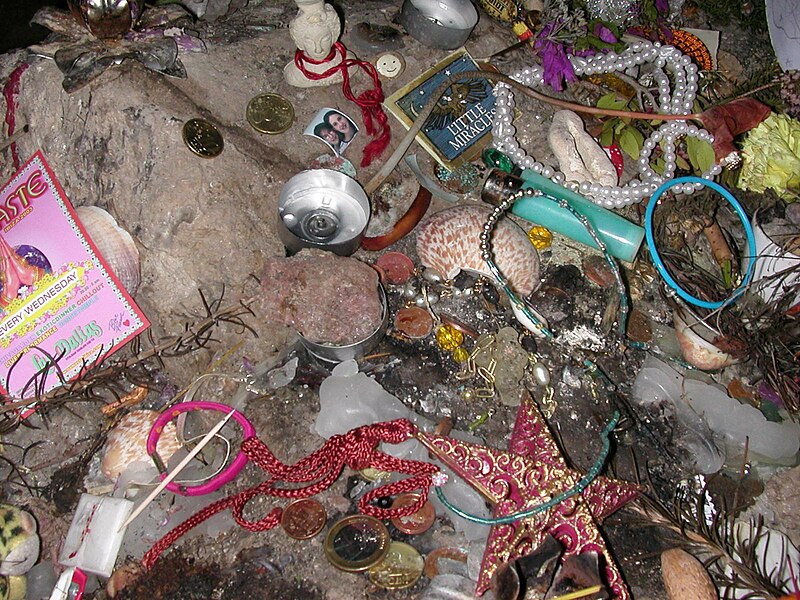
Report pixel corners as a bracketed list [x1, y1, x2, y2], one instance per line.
[416, 391, 641, 598]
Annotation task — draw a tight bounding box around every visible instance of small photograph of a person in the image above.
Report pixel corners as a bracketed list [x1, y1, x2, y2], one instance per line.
[314, 122, 343, 154]
[304, 107, 359, 156]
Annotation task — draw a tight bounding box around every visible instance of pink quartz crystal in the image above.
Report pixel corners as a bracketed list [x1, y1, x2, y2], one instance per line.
[258, 250, 382, 345]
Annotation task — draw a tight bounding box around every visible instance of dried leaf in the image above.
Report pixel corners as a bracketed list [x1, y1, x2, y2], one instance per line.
[699, 98, 772, 163]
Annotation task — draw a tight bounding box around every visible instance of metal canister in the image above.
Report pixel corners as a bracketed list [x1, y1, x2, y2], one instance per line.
[277, 169, 370, 256]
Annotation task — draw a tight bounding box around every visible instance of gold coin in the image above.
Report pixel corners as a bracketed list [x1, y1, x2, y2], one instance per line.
[359, 467, 391, 482]
[368, 541, 424, 590]
[182, 118, 224, 158]
[246, 93, 294, 134]
[324, 515, 390, 572]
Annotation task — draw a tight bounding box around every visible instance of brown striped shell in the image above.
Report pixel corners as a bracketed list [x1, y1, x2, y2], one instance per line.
[101, 410, 181, 482]
[416, 205, 541, 296]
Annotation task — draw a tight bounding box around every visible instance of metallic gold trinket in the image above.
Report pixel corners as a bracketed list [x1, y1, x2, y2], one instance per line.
[359, 467, 391, 482]
[368, 541, 424, 590]
[182, 118, 224, 158]
[246, 93, 295, 134]
[324, 515, 390, 572]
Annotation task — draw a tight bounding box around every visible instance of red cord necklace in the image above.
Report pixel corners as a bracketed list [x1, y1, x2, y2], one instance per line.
[142, 418, 438, 569]
[294, 42, 391, 168]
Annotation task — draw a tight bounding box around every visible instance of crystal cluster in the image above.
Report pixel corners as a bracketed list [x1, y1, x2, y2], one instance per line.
[257, 250, 383, 345]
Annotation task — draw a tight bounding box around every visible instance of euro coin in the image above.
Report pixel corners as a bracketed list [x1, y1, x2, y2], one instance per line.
[182, 118, 223, 158]
[368, 541, 424, 590]
[246, 93, 294, 134]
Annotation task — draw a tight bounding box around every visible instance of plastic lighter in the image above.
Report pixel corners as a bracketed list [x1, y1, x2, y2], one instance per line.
[482, 169, 645, 263]
[49, 567, 87, 600]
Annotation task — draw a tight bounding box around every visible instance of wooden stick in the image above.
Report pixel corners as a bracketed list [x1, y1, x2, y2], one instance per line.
[549, 585, 604, 600]
[118, 408, 235, 531]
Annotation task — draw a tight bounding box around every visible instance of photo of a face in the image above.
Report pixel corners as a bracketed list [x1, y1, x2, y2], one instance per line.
[304, 107, 359, 156]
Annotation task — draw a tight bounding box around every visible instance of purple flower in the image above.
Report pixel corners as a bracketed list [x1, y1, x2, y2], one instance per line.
[655, 0, 670, 14]
[593, 23, 617, 43]
[536, 40, 577, 91]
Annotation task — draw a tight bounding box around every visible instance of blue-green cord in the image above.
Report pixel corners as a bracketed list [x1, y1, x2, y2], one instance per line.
[644, 176, 756, 310]
[435, 411, 620, 525]
[482, 190, 629, 340]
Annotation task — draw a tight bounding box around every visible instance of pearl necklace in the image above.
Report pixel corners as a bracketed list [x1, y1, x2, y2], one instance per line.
[491, 41, 723, 208]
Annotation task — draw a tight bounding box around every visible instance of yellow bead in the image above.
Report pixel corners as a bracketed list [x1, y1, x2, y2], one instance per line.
[436, 324, 464, 351]
[452, 346, 470, 363]
[527, 226, 553, 250]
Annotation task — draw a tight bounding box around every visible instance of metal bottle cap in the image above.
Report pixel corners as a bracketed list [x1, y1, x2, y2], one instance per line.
[481, 169, 523, 206]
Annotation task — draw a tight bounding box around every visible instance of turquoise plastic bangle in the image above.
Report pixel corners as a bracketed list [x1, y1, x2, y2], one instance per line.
[644, 176, 756, 310]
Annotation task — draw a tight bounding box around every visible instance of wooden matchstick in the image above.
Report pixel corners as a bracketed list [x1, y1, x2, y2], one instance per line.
[118, 408, 236, 532]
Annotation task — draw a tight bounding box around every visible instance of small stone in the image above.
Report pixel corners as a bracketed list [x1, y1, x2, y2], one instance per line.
[106, 563, 143, 598]
[548, 110, 617, 186]
[520, 335, 538, 354]
[256, 250, 383, 346]
[660, 548, 718, 600]
[395, 307, 434, 339]
[583, 255, 616, 289]
[481, 285, 500, 305]
[727, 378, 757, 403]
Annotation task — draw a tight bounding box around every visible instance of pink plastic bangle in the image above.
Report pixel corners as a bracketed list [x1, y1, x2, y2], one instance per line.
[147, 401, 256, 496]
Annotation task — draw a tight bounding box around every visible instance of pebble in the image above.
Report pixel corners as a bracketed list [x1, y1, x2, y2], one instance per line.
[395, 307, 434, 339]
[727, 378, 757, 403]
[583, 255, 617, 289]
[376, 252, 416, 284]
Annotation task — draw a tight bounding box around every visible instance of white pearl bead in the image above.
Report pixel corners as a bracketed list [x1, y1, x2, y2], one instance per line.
[541, 167, 553, 178]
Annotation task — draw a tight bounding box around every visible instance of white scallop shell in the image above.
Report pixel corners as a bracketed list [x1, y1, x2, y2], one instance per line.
[76, 206, 141, 295]
[416, 205, 541, 296]
[101, 410, 181, 482]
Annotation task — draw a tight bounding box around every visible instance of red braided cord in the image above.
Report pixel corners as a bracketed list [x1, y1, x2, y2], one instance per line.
[3, 63, 29, 170]
[294, 42, 391, 168]
[141, 418, 438, 569]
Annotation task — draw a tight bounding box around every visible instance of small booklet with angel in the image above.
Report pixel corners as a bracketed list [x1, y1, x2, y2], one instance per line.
[384, 48, 496, 170]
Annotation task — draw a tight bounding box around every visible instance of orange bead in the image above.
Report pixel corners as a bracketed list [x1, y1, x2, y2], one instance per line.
[527, 226, 552, 250]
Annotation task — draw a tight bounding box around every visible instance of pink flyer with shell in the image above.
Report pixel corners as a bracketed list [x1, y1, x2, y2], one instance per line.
[0, 151, 149, 402]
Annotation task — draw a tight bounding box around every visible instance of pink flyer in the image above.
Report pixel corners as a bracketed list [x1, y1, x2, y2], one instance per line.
[0, 151, 149, 401]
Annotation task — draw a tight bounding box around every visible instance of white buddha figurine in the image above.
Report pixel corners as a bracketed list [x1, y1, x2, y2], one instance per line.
[284, 0, 353, 87]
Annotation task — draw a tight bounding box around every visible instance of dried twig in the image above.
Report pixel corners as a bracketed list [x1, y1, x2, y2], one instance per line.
[0, 288, 256, 430]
